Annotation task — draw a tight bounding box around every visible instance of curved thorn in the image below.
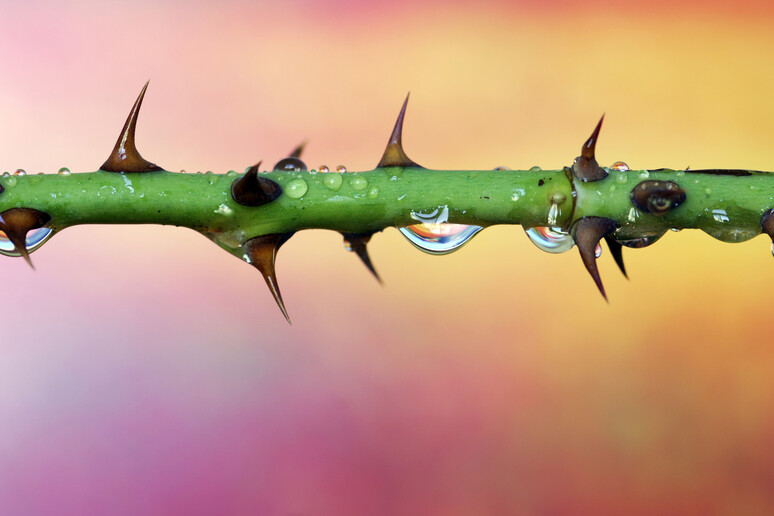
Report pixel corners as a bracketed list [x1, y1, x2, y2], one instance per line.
[0, 208, 51, 270]
[761, 209, 774, 252]
[243, 233, 294, 324]
[341, 232, 382, 284]
[605, 236, 628, 279]
[100, 81, 164, 173]
[288, 141, 307, 159]
[376, 93, 423, 169]
[231, 161, 283, 206]
[572, 115, 608, 182]
[572, 217, 618, 300]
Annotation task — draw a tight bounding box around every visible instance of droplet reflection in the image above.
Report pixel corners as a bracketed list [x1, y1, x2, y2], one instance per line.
[398, 206, 482, 255]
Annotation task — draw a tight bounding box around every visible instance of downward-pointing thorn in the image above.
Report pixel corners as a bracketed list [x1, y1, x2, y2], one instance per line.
[100, 81, 163, 173]
[0, 208, 51, 270]
[572, 217, 618, 300]
[605, 236, 628, 279]
[243, 233, 294, 324]
[341, 232, 382, 284]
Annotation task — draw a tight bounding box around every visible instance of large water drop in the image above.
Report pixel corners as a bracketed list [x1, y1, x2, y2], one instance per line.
[524, 226, 574, 254]
[398, 206, 482, 255]
[0, 227, 54, 257]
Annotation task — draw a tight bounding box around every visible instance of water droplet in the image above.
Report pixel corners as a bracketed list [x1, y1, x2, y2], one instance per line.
[274, 157, 307, 172]
[712, 209, 729, 223]
[2, 172, 9, 177]
[610, 161, 629, 172]
[368, 187, 379, 198]
[511, 188, 526, 202]
[676, 170, 685, 177]
[336, 165, 347, 173]
[0, 227, 53, 257]
[670, 228, 681, 232]
[6, 177, 17, 187]
[398, 206, 483, 255]
[284, 178, 308, 198]
[323, 173, 342, 191]
[529, 166, 541, 172]
[616, 232, 664, 248]
[226, 170, 238, 176]
[616, 173, 628, 184]
[318, 165, 329, 173]
[524, 226, 574, 254]
[14, 169, 26, 176]
[349, 176, 368, 191]
[494, 166, 511, 171]
[343, 239, 353, 252]
[705, 187, 712, 196]
[58, 167, 71, 176]
[595, 243, 602, 258]
[179, 169, 187, 174]
[638, 170, 649, 179]
[547, 202, 560, 226]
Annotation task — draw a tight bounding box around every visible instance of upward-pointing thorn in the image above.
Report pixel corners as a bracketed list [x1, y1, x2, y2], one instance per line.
[376, 93, 423, 169]
[243, 233, 294, 324]
[572, 115, 608, 182]
[100, 81, 164, 173]
[572, 216, 618, 301]
[288, 141, 307, 159]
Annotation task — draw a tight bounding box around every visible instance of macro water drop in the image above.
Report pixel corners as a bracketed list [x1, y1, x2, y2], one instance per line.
[0, 227, 54, 258]
[336, 165, 347, 173]
[398, 205, 483, 255]
[274, 157, 307, 172]
[610, 161, 629, 172]
[524, 226, 574, 254]
[58, 167, 71, 176]
[284, 178, 308, 199]
[318, 165, 329, 173]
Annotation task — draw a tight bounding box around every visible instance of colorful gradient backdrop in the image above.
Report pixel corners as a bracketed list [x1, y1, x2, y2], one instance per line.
[2, 0, 774, 514]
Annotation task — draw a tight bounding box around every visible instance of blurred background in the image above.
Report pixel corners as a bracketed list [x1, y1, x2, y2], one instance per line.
[1, 0, 774, 514]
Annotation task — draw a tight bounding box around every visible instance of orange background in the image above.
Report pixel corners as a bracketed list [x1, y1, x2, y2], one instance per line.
[1, 1, 774, 513]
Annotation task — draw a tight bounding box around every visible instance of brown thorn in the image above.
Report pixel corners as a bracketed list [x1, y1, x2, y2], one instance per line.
[761, 209, 774, 248]
[0, 208, 51, 269]
[231, 161, 283, 206]
[100, 81, 164, 173]
[572, 216, 618, 301]
[376, 93, 423, 169]
[604, 236, 628, 279]
[288, 141, 306, 159]
[243, 233, 294, 324]
[341, 232, 382, 284]
[572, 115, 608, 182]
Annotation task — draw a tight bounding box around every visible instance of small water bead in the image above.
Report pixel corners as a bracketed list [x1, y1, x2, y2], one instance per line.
[529, 166, 542, 172]
[638, 170, 649, 179]
[494, 166, 511, 171]
[368, 187, 379, 198]
[284, 178, 308, 198]
[610, 161, 629, 172]
[14, 169, 26, 176]
[595, 243, 603, 258]
[2, 172, 9, 177]
[323, 173, 343, 191]
[524, 226, 574, 254]
[6, 177, 17, 187]
[58, 167, 71, 176]
[398, 205, 483, 255]
[0, 227, 53, 257]
[616, 173, 628, 184]
[336, 165, 347, 173]
[318, 165, 330, 173]
[349, 176, 368, 191]
[179, 169, 187, 174]
[273, 157, 307, 172]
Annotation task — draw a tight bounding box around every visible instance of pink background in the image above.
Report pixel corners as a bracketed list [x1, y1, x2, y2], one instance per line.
[2, 0, 774, 514]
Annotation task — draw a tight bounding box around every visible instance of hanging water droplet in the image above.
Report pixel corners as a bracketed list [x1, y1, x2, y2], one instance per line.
[14, 169, 26, 176]
[336, 165, 347, 173]
[398, 205, 483, 255]
[318, 165, 329, 173]
[0, 227, 53, 257]
[595, 243, 602, 258]
[524, 226, 574, 254]
[323, 173, 342, 191]
[494, 166, 511, 171]
[610, 161, 629, 172]
[57, 167, 71, 176]
[284, 178, 308, 198]
[273, 157, 307, 172]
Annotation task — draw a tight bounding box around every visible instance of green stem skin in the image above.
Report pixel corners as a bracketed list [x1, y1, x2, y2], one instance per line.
[0, 166, 771, 258]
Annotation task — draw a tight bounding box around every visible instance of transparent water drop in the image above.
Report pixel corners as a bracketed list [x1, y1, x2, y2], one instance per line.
[336, 165, 347, 173]
[610, 161, 629, 172]
[284, 178, 308, 198]
[14, 169, 26, 176]
[323, 173, 342, 191]
[0, 227, 54, 257]
[349, 176, 368, 191]
[595, 243, 602, 258]
[318, 165, 329, 173]
[398, 205, 483, 255]
[58, 167, 71, 176]
[179, 169, 187, 174]
[273, 157, 307, 172]
[524, 226, 574, 254]
[494, 166, 511, 171]
[368, 187, 379, 198]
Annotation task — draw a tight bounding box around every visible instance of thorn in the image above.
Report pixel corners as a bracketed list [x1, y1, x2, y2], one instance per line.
[605, 236, 627, 279]
[761, 209, 774, 250]
[572, 217, 618, 300]
[231, 161, 283, 206]
[377, 93, 423, 169]
[341, 232, 382, 284]
[0, 208, 51, 269]
[100, 81, 164, 173]
[243, 233, 294, 324]
[288, 141, 307, 159]
[572, 115, 608, 182]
